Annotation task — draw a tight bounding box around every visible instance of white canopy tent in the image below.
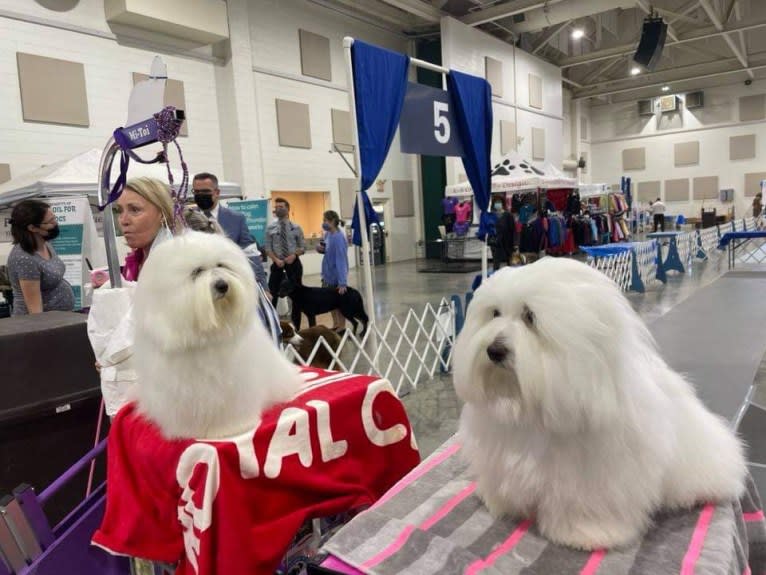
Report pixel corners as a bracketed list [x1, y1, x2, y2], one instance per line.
[445, 151, 576, 196]
[0, 148, 242, 208]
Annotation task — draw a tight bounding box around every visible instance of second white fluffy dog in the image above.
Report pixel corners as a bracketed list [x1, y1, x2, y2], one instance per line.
[453, 257, 746, 550]
[132, 231, 303, 439]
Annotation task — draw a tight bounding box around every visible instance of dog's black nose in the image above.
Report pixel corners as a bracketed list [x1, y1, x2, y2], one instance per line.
[214, 279, 229, 295]
[487, 341, 509, 363]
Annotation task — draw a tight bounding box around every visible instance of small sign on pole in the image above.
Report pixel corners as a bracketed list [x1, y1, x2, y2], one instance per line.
[399, 82, 464, 157]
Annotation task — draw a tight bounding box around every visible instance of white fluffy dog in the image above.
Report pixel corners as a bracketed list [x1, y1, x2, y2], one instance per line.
[453, 257, 746, 550]
[132, 231, 303, 439]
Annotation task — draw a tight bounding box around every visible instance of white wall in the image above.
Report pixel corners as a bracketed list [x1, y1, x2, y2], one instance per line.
[589, 79, 766, 218]
[440, 16, 564, 186]
[0, 6, 224, 183]
[248, 0, 420, 270]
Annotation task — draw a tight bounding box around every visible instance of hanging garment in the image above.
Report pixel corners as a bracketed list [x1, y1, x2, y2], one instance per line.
[454, 201, 472, 224]
[442, 196, 459, 215]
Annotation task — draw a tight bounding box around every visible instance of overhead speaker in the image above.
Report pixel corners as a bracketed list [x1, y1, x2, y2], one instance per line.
[686, 91, 704, 109]
[633, 16, 667, 71]
[638, 99, 654, 117]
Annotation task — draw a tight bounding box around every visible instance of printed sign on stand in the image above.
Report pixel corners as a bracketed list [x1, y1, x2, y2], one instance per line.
[224, 198, 270, 246]
[49, 196, 102, 310]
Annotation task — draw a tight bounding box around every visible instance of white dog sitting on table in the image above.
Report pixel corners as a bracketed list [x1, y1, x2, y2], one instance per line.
[132, 230, 303, 439]
[453, 257, 746, 550]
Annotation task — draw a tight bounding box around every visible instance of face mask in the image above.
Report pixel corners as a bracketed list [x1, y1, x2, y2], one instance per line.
[494, 203, 502, 210]
[322, 222, 331, 231]
[194, 194, 214, 211]
[275, 207, 288, 218]
[45, 225, 60, 241]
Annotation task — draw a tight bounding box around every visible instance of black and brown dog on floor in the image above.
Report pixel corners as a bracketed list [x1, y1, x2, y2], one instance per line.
[279, 280, 369, 336]
[280, 321, 342, 369]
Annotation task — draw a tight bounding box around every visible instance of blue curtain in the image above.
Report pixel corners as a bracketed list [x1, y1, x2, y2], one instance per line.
[446, 70, 493, 238]
[351, 40, 410, 191]
[351, 190, 380, 247]
[350, 40, 408, 247]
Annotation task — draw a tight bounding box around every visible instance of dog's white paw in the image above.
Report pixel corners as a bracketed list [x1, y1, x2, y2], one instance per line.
[476, 483, 534, 520]
[537, 512, 646, 551]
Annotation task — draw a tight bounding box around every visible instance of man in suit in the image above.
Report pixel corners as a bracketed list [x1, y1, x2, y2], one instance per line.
[192, 172, 267, 288]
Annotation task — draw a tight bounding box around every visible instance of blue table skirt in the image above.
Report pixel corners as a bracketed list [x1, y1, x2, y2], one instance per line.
[718, 231, 766, 249]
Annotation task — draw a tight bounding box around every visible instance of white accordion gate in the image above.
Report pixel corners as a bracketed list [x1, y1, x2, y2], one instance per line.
[282, 299, 456, 396]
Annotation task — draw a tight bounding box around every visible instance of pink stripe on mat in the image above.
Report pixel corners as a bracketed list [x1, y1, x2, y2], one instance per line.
[464, 520, 533, 575]
[579, 549, 607, 575]
[680, 503, 716, 575]
[362, 481, 478, 569]
[361, 525, 416, 569]
[321, 556, 363, 575]
[372, 442, 461, 509]
[743, 510, 765, 522]
[420, 483, 477, 531]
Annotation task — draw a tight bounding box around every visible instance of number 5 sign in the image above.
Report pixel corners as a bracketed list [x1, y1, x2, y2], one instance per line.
[399, 82, 465, 157]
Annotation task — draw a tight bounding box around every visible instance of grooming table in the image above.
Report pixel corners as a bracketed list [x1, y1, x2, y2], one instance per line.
[92, 368, 420, 575]
[718, 231, 766, 269]
[320, 438, 766, 575]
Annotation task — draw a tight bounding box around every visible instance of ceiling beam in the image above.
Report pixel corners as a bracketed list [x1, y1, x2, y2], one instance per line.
[462, 0, 566, 27]
[698, 0, 753, 78]
[573, 55, 766, 99]
[667, 0, 705, 26]
[377, 0, 443, 22]
[559, 15, 766, 69]
[532, 20, 572, 54]
[581, 57, 625, 85]
[573, 63, 764, 100]
[579, 55, 741, 90]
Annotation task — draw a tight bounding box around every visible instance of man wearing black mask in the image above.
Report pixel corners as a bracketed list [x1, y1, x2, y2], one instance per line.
[192, 172, 267, 288]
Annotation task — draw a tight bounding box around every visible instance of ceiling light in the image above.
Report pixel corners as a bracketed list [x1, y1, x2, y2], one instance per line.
[571, 29, 585, 39]
[661, 85, 670, 92]
[631, 66, 641, 76]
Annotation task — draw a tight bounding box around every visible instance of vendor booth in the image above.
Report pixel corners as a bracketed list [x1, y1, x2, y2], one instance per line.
[441, 152, 578, 263]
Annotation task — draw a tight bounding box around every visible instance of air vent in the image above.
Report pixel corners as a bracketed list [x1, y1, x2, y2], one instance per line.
[686, 91, 704, 109]
[638, 99, 654, 117]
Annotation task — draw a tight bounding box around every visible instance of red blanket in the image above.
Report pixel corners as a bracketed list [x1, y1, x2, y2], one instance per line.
[92, 368, 420, 575]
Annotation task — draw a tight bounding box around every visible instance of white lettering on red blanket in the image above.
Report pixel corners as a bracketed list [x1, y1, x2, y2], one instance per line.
[174, 378, 410, 573]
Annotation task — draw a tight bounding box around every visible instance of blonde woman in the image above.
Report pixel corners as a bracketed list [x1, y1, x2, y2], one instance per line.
[90, 177, 176, 416]
[115, 177, 175, 281]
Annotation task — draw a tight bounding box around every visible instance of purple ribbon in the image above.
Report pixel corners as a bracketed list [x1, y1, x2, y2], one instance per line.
[97, 128, 132, 211]
[154, 106, 189, 228]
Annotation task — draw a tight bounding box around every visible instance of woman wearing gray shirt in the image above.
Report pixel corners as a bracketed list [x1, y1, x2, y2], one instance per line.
[7, 199, 74, 316]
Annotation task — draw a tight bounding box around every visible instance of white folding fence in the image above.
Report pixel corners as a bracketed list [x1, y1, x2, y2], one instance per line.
[587, 250, 632, 291]
[282, 299, 455, 396]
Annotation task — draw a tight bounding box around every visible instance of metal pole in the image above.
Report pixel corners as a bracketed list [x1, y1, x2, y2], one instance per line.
[97, 138, 123, 288]
[343, 37, 376, 329]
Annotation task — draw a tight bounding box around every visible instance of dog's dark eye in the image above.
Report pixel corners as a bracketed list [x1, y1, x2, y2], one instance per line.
[492, 309, 501, 318]
[217, 263, 227, 269]
[191, 267, 203, 279]
[522, 305, 535, 327]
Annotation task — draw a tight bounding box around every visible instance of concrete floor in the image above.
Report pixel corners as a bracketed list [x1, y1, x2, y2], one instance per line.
[303, 253, 766, 465]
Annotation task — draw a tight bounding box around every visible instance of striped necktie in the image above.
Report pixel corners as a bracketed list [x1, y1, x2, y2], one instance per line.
[278, 220, 289, 257]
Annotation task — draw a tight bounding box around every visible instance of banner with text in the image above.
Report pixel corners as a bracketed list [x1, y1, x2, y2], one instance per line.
[225, 198, 269, 246]
[49, 197, 101, 310]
